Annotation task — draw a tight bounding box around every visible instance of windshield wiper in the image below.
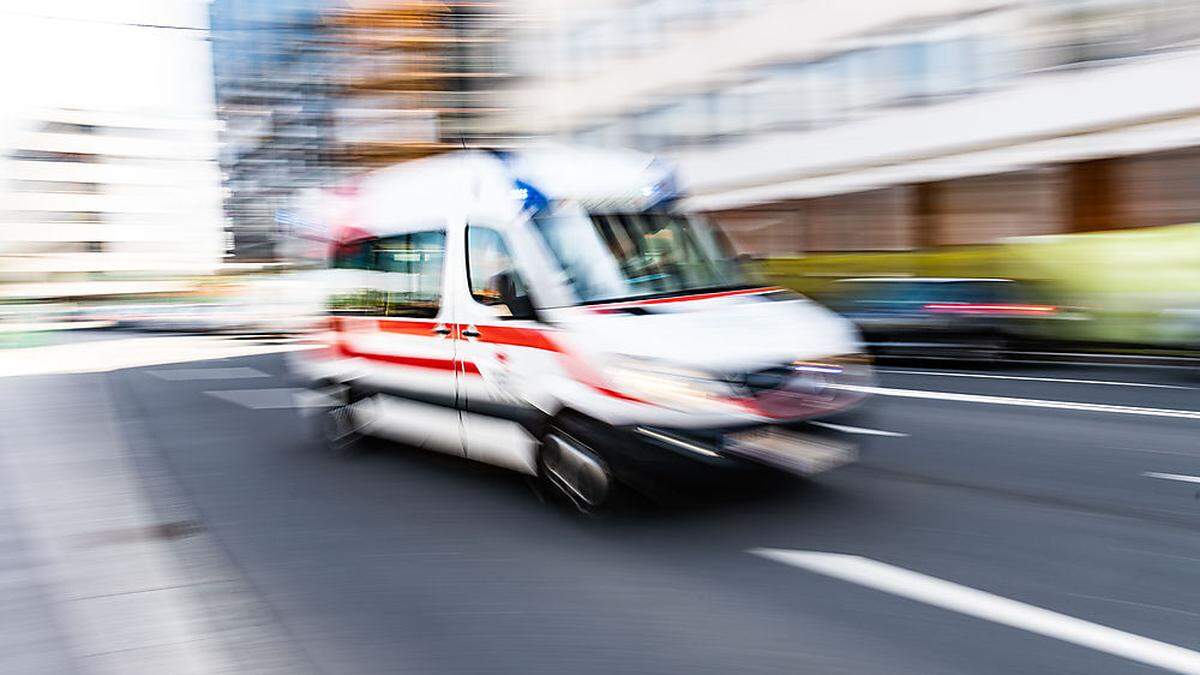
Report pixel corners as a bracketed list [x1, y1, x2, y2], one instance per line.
[577, 283, 758, 306]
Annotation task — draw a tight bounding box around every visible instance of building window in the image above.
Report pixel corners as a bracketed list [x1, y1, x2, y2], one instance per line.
[8, 149, 94, 163]
[11, 180, 101, 194]
[1037, 0, 1152, 67]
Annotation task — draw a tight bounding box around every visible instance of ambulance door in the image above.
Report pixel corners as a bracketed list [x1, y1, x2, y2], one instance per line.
[344, 229, 464, 456]
[455, 224, 545, 475]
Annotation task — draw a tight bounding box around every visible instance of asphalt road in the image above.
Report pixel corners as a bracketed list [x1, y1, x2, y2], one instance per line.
[46, 348, 1200, 673]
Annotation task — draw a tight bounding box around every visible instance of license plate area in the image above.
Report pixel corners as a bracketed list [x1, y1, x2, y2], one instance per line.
[723, 427, 855, 475]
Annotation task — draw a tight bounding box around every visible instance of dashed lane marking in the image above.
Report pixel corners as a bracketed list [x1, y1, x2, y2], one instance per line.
[205, 387, 335, 410]
[1142, 472, 1200, 485]
[808, 421, 908, 437]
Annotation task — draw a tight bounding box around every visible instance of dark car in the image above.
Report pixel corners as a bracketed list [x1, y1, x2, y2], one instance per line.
[828, 277, 1059, 361]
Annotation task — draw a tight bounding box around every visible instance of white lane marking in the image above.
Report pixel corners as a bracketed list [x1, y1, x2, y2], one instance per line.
[1018, 351, 1199, 363]
[205, 387, 334, 410]
[1143, 472, 1200, 485]
[0, 336, 315, 378]
[750, 549, 1200, 674]
[881, 369, 1192, 390]
[833, 384, 1200, 420]
[808, 421, 908, 438]
[635, 427, 722, 456]
[148, 367, 270, 381]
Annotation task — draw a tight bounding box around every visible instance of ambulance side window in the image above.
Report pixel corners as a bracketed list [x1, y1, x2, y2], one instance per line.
[370, 231, 445, 319]
[327, 240, 374, 315]
[465, 227, 533, 320]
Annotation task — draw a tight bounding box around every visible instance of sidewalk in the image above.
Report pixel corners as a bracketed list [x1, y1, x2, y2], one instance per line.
[0, 346, 314, 673]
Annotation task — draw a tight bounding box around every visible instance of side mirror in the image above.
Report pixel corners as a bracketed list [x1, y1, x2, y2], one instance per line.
[495, 271, 537, 321]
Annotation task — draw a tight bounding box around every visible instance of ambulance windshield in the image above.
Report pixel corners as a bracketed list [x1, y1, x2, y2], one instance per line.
[531, 204, 753, 305]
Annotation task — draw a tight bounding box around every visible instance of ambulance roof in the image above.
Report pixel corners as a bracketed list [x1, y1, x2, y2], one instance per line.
[346, 144, 677, 238]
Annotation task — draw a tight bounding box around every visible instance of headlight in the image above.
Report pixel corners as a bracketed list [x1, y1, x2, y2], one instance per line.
[600, 356, 742, 413]
[789, 354, 876, 392]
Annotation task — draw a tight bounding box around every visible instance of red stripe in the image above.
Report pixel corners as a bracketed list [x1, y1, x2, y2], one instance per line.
[466, 324, 564, 352]
[587, 287, 778, 311]
[340, 319, 560, 350]
[376, 319, 442, 336]
[335, 342, 479, 374]
[330, 319, 651, 402]
[589, 385, 649, 404]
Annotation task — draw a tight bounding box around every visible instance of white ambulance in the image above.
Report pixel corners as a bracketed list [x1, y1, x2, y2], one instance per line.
[291, 146, 876, 512]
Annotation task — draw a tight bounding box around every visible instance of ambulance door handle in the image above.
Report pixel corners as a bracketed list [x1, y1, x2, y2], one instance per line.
[432, 325, 451, 336]
[461, 327, 482, 338]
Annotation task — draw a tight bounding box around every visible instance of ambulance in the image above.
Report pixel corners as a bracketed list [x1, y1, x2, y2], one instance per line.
[291, 146, 876, 512]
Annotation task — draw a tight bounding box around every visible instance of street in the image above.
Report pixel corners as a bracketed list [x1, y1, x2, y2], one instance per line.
[5, 335, 1200, 674]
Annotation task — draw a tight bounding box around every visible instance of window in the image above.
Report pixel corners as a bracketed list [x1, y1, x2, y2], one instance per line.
[371, 231, 445, 318]
[332, 239, 370, 270]
[8, 149, 94, 163]
[1038, 0, 1151, 67]
[11, 180, 101, 194]
[466, 226, 531, 318]
[328, 230, 445, 318]
[531, 205, 751, 305]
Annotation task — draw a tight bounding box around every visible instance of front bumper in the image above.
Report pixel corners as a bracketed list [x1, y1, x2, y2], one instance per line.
[556, 406, 880, 500]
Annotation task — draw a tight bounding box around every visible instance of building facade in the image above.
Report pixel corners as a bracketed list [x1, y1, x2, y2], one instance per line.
[209, 0, 337, 261]
[210, 0, 512, 261]
[0, 109, 227, 299]
[502, 0, 1200, 256]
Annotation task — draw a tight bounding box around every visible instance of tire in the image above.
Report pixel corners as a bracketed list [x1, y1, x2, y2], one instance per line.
[313, 382, 366, 457]
[537, 425, 619, 516]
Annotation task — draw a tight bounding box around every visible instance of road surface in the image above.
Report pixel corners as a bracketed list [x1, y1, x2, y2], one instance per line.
[5, 336, 1200, 674]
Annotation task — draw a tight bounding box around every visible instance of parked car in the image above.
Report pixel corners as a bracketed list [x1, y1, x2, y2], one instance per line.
[828, 277, 1060, 361]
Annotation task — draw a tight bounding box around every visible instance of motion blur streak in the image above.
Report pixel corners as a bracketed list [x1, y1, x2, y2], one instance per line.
[4, 1, 1200, 674]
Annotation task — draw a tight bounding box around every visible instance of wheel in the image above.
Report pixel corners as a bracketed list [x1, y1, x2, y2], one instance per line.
[314, 382, 365, 457]
[537, 426, 617, 515]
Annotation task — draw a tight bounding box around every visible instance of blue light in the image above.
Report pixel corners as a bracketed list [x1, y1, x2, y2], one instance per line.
[643, 171, 680, 209]
[514, 179, 549, 215]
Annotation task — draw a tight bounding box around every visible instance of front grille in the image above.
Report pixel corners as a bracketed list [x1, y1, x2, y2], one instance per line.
[727, 359, 872, 420]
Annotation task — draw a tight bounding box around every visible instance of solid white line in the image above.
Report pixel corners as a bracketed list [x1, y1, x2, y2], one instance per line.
[1142, 472, 1200, 485]
[1018, 351, 1199, 362]
[881, 369, 1192, 390]
[833, 384, 1200, 420]
[750, 549, 1200, 674]
[808, 421, 908, 438]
